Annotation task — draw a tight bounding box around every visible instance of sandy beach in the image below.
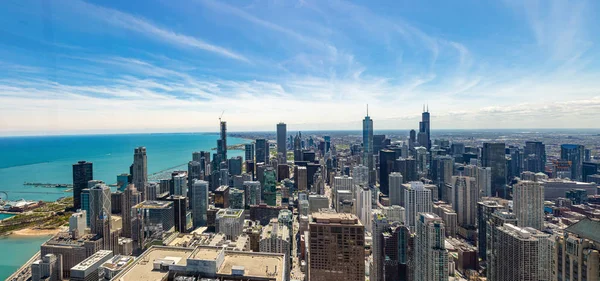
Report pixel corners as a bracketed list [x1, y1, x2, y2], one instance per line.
[10, 227, 63, 237]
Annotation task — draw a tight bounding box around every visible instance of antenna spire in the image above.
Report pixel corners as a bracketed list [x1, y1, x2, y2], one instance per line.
[367, 104, 369, 116]
[427, 104, 429, 112]
[423, 104, 425, 112]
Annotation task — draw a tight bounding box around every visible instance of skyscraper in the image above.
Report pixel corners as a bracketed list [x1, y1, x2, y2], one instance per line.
[513, 180, 544, 230]
[409, 129, 416, 150]
[561, 144, 585, 181]
[72, 161, 93, 210]
[379, 149, 396, 195]
[415, 213, 448, 281]
[121, 184, 141, 238]
[553, 218, 600, 281]
[293, 132, 302, 161]
[524, 141, 546, 173]
[356, 185, 372, 231]
[363, 109, 375, 185]
[255, 139, 269, 164]
[482, 143, 507, 198]
[452, 176, 478, 228]
[89, 183, 112, 250]
[244, 143, 254, 162]
[132, 147, 148, 200]
[372, 211, 389, 281]
[417, 105, 431, 150]
[219, 121, 227, 163]
[389, 172, 404, 206]
[476, 200, 506, 261]
[263, 167, 277, 206]
[277, 123, 287, 162]
[488, 224, 551, 281]
[404, 181, 432, 230]
[191, 180, 209, 228]
[308, 212, 365, 281]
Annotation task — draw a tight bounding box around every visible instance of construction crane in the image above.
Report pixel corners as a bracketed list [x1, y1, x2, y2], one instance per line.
[218, 110, 225, 123]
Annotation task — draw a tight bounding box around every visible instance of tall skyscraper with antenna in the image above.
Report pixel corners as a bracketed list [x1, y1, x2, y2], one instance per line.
[417, 105, 431, 150]
[363, 105, 375, 185]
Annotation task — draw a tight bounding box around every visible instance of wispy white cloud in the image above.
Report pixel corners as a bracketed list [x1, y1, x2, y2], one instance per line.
[67, 0, 249, 62]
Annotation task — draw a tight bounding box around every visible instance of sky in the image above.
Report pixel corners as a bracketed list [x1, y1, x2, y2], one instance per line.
[1, 0, 599, 136]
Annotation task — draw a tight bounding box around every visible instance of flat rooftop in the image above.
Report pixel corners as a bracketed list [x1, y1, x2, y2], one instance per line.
[114, 247, 193, 281]
[311, 212, 360, 225]
[134, 200, 173, 209]
[218, 252, 285, 281]
[190, 246, 221, 260]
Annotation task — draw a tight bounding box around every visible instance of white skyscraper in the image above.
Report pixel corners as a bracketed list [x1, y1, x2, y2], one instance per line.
[334, 175, 354, 192]
[389, 172, 404, 206]
[513, 180, 544, 230]
[452, 176, 478, 227]
[404, 181, 432, 230]
[415, 213, 448, 281]
[356, 185, 372, 232]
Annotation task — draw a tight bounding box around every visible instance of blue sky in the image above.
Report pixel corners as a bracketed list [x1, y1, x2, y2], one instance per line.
[1, 0, 599, 135]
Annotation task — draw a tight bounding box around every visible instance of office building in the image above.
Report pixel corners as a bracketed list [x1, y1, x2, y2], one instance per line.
[379, 149, 397, 195]
[31, 254, 62, 281]
[382, 205, 405, 224]
[172, 173, 187, 196]
[263, 167, 277, 206]
[540, 178, 596, 200]
[116, 173, 130, 192]
[255, 139, 269, 164]
[244, 143, 254, 162]
[219, 121, 227, 163]
[259, 219, 291, 279]
[524, 141, 546, 173]
[132, 201, 174, 250]
[389, 172, 404, 206]
[417, 106, 431, 150]
[89, 183, 112, 250]
[121, 184, 141, 238]
[296, 166, 308, 191]
[404, 181, 433, 230]
[277, 123, 287, 162]
[363, 110, 375, 185]
[73, 161, 93, 210]
[353, 165, 369, 186]
[243, 181, 261, 207]
[229, 188, 245, 209]
[561, 144, 585, 181]
[216, 209, 245, 240]
[191, 180, 209, 228]
[41, 233, 104, 278]
[476, 200, 507, 260]
[70, 250, 113, 281]
[432, 156, 454, 202]
[513, 180, 544, 230]
[415, 213, 448, 281]
[69, 211, 87, 239]
[356, 186, 372, 231]
[99, 255, 135, 280]
[228, 156, 243, 176]
[476, 167, 492, 198]
[132, 147, 148, 200]
[308, 212, 365, 281]
[187, 161, 202, 189]
[396, 158, 418, 183]
[308, 194, 329, 213]
[552, 218, 600, 281]
[452, 176, 478, 228]
[372, 211, 389, 281]
[482, 142, 507, 198]
[164, 196, 188, 233]
[488, 224, 552, 281]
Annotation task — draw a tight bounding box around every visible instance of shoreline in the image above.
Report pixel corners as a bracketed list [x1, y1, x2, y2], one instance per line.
[8, 227, 62, 237]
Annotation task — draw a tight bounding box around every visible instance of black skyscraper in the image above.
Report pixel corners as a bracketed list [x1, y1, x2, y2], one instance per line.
[524, 141, 546, 173]
[482, 143, 507, 198]
[379, 149, 396, 195]
[73, 161, 93, 209]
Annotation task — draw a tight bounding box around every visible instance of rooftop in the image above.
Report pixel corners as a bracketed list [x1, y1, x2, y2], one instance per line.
[217, 251, 284, 281]
[134, 200, 173, 209]
[564, 218, 600, 243]
[311, 212, 361, 225]
[113, 246, 194, 281]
